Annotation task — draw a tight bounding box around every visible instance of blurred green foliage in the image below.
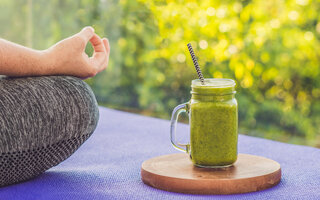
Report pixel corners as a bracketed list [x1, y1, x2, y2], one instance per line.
[0, 0, 319, 147]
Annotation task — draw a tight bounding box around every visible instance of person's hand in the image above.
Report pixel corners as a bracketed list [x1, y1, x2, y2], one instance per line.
[44, 26, 110, 79]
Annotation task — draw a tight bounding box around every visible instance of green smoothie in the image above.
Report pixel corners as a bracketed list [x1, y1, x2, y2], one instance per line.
[189, 79, 238, 167]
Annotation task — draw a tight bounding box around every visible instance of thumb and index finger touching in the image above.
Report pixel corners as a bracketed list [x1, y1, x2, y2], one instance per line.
[78, 26, 110, 68]
[78, 26, 95, 42]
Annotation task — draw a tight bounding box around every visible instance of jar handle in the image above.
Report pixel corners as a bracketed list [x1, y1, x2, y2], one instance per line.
[170, 103, 190, 153]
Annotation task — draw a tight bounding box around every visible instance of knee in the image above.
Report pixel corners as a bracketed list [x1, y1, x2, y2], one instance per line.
[0, 75, 100, 151]
[0, 76, 99, 186]
[41, 75, 100, 140]
[50, 76, 100, 138]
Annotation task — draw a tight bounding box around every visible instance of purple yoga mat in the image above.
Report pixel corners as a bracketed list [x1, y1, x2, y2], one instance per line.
[0, 106, 319, 200]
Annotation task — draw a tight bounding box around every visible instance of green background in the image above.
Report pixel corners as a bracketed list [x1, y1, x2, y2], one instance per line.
[0, 0, 319, 147]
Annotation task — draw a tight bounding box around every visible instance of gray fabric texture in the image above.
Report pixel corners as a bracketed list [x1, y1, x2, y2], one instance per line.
[0, 75, 99, 186]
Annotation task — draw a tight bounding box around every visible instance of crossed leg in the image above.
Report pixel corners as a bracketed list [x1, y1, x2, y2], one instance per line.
[0, 76, 99, 186]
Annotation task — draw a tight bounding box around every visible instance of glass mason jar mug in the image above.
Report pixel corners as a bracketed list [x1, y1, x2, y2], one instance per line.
[170, 78, 238, 168]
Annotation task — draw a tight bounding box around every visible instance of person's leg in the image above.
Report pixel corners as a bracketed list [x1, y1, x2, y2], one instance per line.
[0, 75, 99, 186]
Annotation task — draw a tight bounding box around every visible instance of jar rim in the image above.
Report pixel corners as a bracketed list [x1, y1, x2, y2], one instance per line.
[191, 78, 236, 96]
[192, 78, 236, 88]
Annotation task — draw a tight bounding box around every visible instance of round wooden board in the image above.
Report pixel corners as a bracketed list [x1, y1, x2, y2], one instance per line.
[141, 153, 281, 195]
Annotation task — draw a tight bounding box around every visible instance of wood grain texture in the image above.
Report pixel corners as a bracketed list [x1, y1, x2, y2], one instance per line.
[141, 153, 281, 194]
